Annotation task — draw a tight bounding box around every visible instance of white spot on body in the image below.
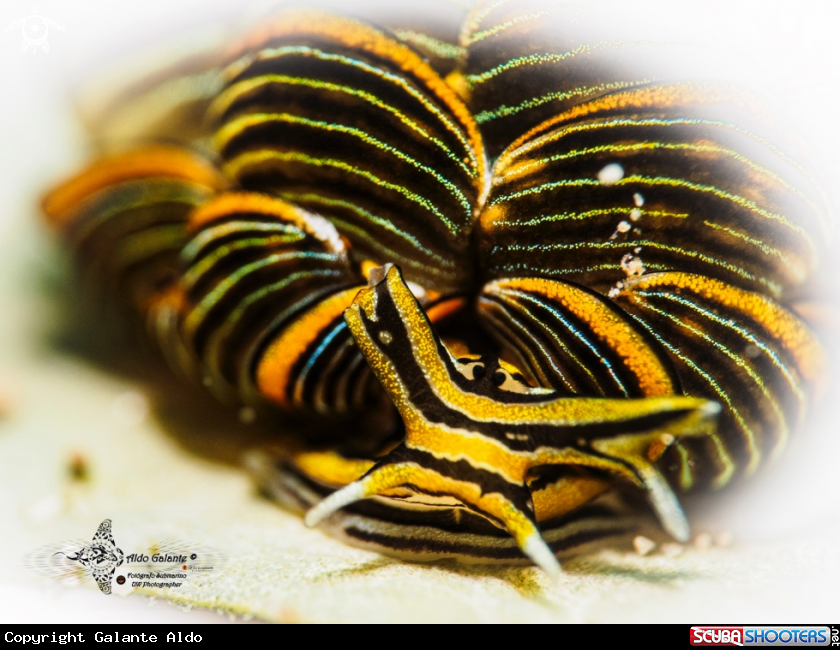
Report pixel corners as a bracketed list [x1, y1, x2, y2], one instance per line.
[633, 535, 656, 556]
[633, 193, 645, 207]
[495, 371, 530, 394]
[378, 330, 393, 345]
[616, 220, 631, 233]
[406, 281, 427, 302]
[453, 360, 483, 381]
[630, 208, 642, 221]
[620, 253, 646, 276]
[597, 163, 624, 186]
[304, 213, 345, 254]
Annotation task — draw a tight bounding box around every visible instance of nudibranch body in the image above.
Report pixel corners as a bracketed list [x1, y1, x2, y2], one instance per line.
[306, 265, 721, 576]
[43, 2, 828, 575]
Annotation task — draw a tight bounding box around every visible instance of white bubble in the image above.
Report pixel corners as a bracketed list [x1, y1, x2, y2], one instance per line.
[633, 535, 656, 556]
[630, 208, 642, 221]
[616, 220, 631, 233]
[633, 192, 645, 207]
[621, 253, 646, 276]
[597, 163, 624, 185]
[406, 281, 427, 302]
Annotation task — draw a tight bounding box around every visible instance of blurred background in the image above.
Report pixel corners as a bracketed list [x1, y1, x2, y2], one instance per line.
[1, 0, 839, 623]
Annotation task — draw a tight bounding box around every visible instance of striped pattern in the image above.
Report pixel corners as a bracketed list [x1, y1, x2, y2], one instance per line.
[42, 146, 225, 312]
[477, 277, 680, 397]
[43, 7, 829, 573]
[154, 192, 371, 416]
[479, 83, 829, 298]
[451, 0, 717, 156]
[249, 449, 651, 565]
[614, 272, 824, 486]
[211, 9, 486, 293]
[305, 267, 719, 574]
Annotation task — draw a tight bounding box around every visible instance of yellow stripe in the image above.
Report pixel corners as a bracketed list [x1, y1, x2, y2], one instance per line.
[530, 474, 612, 523]
[356, 269, 702, 426]
[624, 273, 824, 383]
[223, 150, 453, 231]
[502, 83, 756, 159]
[215, 113, 473, 217]
[292, 450, 374, 487]
[211, 73, 474, 179]
[403, 417, 644, 485]
[361, 462, 541, 546]
[224, 9, 485, 181]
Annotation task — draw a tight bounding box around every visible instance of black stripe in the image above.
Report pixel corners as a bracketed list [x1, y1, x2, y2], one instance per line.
[363, 281, 698, 450]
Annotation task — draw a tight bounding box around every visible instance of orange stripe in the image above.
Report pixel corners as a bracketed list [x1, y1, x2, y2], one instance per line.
[490, 277, 676, 396]
[500, 83, 757, 162]
[256, 286, 363, 406]
[624, 273, 825, 384]
[187, 191, 311, 232]
[225, 9, 486, 184]
[42, 145, 224, 228]
[426, 297, 466, 323]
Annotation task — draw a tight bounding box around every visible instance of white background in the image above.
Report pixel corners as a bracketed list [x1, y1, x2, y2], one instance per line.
[1, 0, 839, 623]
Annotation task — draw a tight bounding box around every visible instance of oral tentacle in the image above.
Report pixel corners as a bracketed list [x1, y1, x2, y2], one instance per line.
[303, 448, 563, 578]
